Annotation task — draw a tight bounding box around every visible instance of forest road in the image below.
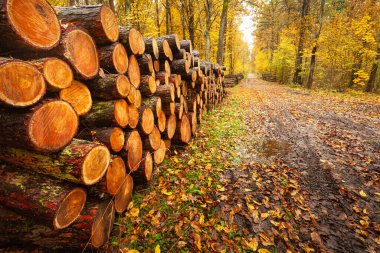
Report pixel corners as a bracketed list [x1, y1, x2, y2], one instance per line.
[222, 78, 380, 253]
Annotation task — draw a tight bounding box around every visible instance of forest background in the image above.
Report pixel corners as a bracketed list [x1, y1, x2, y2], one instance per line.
[49, 0, 380, 92]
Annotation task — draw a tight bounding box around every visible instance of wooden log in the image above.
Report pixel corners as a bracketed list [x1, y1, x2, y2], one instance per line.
[128, 104, 140, 129]
[164, 114, 177, 139]
[0, 165, 86, 229]
[59, 80, 92, 116]
[0, 100, 78, 152]
[93, 156, 126, 196]
[133, 151, 153, 184]
[156, 84, 175, 103]
[162, 101, 175, 116]
[159, 34, 180, 53]
[121, 131, 142, 172]
[86, 74, 131, 100]
[98, 43, 128, 74]
[188, 112, 197, 135]
[77, 127, 125, 153]
[156, 38, 173, 61]
[175, 102, 184, 119]
[160, 60, 171, 76]
[138, 32, 145, 55]
[172, 114, 191, 144]
[0, 200, 115, 250]
[183, 68, 197, 82]
[157, 110, 167, 133]
[81, 99, 129, 128]
[153, 59, 160, 72]
[156, 71, 169, 85]
[163, 139, 171, 150]
[174, 49, 187, 60]
[143, 96, 162, 118]
[138, 107, 155, 135]
[138, 54, 154, 74]
[0, 139, 110, 185]
[127, 54, 141, 88]
[192, 50, 200, 57]
[29, 57, 73, 92]
[144, 37, 159, 60]
[0, 0, 61, 52]
[170, 74, 181, 87]
[140, 75, 157, 97]
[0, 57, 46, 107]
[119, 26, 144, 55]
[114, 175, 133, 214]
[55, 5, 119, 45]
[171, 59, 190, 75]
[142, 125, 161, 151]
[153, 140, 166, 165]
[135, 89, 142, 108]
[180, 40, 192, 53]
[127, 85, 137, 104]
[181, 81, 188, 96]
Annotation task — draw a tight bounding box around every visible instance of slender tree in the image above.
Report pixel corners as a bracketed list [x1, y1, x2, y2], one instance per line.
[216, 0, 229, 65]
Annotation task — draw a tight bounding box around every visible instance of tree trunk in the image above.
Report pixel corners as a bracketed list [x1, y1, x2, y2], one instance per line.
[59, 80, 93, 116]
[29, 57, 73, 92]
[132, 151, 154, 184]
[98, 43, 129, 74]
[0, 0, 61, 53]
[365, 47, 379, 92]
[0, 100, 78, 152]
[77, 127, 125, 153]
[55, 5, 119, 45]
[0, 139, 110, 185]
[81, 100, 129, 128]
[292, 0, 310, 84]
[0, 166, 87, 229]
[0, 58, 46, 107]
[165, 0, 170, 34]
[216, 0, 229, 65]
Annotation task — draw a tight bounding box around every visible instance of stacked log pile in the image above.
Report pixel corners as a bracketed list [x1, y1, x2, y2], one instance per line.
[224, 73, 244, 87]
[262, 73, 277, 82]
[0, 0, 226, 250]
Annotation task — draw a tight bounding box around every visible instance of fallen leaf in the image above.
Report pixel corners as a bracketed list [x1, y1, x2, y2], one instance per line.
[193, 233, 202, 250]
[359, 190, 367, 197]
[258, 249, 271, 253]
[155, 244, 160, 253]
[130, 207, 139, 217]
[161, 188, 173, 196]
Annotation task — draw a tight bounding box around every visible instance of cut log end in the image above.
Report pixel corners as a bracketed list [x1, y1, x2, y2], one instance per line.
[143, 152, 153, 182]
[128, 104, 139, 129]
[29, 100, 78, 152]
[82, 145, 110, 185]
[64, 29, 99, 79]
[7, 0, 61, 49]
[157, 111, 167, 133]
[128, 55, 141, 88]
[59, 80, 92, 116]
[91, 201, 115, 248]
[107, 156, 126, 196]
[140, 107, 155, 135]
[147, 126, 162, 151]
[125, 131, 143, 171]
[115, 175, 133, 214]
[180, 115, 191, 143]
[100, 5, 119, 43]
[154, 140, 166, 164]
[0, 59, 46, 107]
[54, 188, 87, 229]
[114, 99, 129, 128]
[166, 114, 177, 139]
[113, 43, 128, 74]
[110, 127, 125, 152]
[116, 75, 131, 98]
[42, 58, 73, 90]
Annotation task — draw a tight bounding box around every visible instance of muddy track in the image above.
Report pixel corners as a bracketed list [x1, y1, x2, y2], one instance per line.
[239, 79, 378, 252]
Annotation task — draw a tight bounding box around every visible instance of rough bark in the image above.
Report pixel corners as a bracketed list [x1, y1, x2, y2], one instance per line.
[157, 38, 173, 61]
[87, 74, 131, 100]
[138, 54, 154, 74]
[180, 40, 193, 53]
[216, 0, 229, 65]
[144, 37, 159, 60]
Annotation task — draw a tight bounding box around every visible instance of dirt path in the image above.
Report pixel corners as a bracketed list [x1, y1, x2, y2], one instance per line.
[234, 78, 380, 252]
[116, 78, 379, 253]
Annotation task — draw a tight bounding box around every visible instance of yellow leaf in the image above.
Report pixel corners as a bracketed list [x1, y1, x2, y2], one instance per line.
[193, 233, 202, 250]
[199, 214, 205, 225]
[247, 203, 255, 211]
[359, 190, 367, 197]
[173, 157, 179, 163]
[245, 237, 258, 251]
[155, 244, 160, 253]
[177, 241, 187, 247]
[161, 188, 172, 196]
[130, 207, 139, 217]
[208, 177, 212, 187]
[258, 249, 271, 253]
[127, 250, 139, 253]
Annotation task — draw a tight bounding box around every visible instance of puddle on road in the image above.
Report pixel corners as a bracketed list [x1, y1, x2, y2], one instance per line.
[257, 139, 290, 157]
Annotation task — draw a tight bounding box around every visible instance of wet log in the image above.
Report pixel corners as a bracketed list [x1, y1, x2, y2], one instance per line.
[0, 100, 78, 152]
[172, 114, 191, 144]
[127, 54, 141, 88]
[171, 59, 190, 75]
[119, 26, 144, 55]
[138, 107, 155, 135]
[29, 57, 73, 92]
[180, 40, 192, 53]
[0, 139, 110, 185]
[55, 5, 119, 45]
[153, 140, 166, 165]
[0, 58, 46, 107]
[77, 127, 125, 153]
[114, 175, 133, 214]
[59, 80, 92, 116]
[86, 74, 131, 100]
[144, 37, 159, 60]
[0, 166, 86, 229]
[0, 0, 60, 53]
[156, 38, 173, 61]
[128, 104, 140, 129]
[159, 34, 180, 54]
[140, 75, 157, 97]
[81, 99, 129, 128]
[0, 199, 115, 249]
[138, 54, 154, 74]
[142, 126, 161, 151]
[121, 131, 143, 172]
[98, 43, 128, 74]
[132, 151, 153, 184]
